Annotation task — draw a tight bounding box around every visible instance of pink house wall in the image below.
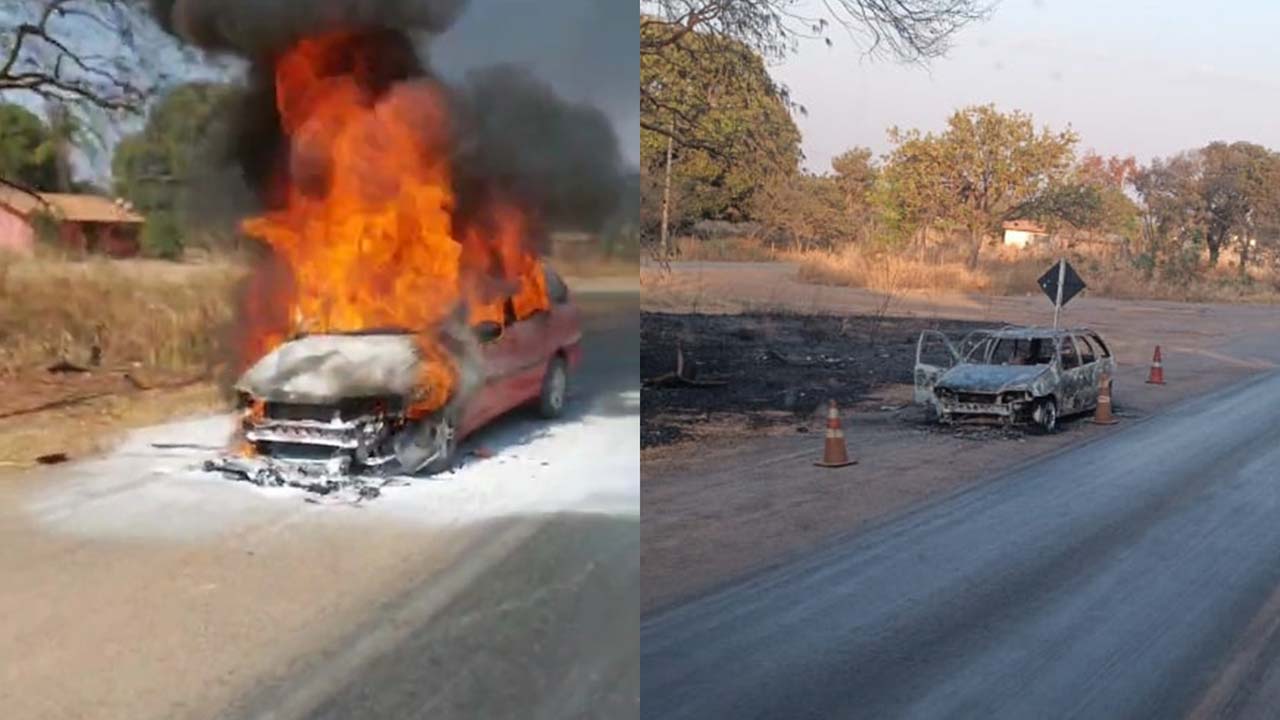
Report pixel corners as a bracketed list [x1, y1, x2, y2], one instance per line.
[0, 205, 33, 255]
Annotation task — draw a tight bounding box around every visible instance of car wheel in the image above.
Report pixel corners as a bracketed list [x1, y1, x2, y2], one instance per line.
[1035, 397, 1058, 434]
[539, 356, 568, 419]
[392, 411, 458, 476]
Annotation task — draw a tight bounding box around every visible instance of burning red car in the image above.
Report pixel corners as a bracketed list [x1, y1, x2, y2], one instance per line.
[203, 32, 583, 498]
[220, 266, 580, 490]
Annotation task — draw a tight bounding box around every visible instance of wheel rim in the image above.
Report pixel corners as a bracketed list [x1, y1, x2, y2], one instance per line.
[436, 417, 456, 455]
[548, 365, 566, 410]
[1044, 403, 1057, 431]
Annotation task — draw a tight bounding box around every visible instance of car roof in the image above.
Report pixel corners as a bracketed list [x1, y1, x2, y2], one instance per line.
[983, 325, 1098, 340]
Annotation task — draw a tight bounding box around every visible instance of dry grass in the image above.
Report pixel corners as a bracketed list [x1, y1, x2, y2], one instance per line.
[672, 235, 778, 262]
[0, 255, 244, 374]
[795, 243, 1280, 304]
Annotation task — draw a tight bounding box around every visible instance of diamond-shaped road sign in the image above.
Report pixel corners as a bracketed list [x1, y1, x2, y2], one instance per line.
[1038, 259, 1086, 308]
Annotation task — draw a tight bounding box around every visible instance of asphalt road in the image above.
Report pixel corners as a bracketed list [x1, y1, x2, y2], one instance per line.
[1, 284, 636, 720]
[236, 288, 641, 720]
[643, 369, 1280, 719]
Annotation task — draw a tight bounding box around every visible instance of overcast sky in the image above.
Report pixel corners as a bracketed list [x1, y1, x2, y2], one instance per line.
[775, 0, 1280, 172]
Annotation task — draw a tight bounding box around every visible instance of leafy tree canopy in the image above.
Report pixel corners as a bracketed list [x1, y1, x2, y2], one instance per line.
[640, 22, 801, 230]
[0, 102, 58, 189]
[112, 81, 240, 256]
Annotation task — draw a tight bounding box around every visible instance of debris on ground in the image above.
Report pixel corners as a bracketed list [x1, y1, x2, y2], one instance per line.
[203, 456, 402, 504]
[641, 312, 991, 447]
[644, 344, 730, 388]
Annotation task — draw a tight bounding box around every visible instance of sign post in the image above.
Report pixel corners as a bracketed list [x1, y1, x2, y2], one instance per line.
[1053, 259, 1066, 329]
[1038, 259, 1086, 327]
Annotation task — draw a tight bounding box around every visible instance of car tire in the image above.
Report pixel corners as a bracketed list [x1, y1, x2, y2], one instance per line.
[391, 411, 459, 476]
[539, 355, 568, 419]
[1035, 397, 1058, 434]
[422, 412, 459, 475]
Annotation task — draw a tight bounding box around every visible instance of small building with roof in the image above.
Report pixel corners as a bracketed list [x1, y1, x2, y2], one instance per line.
[0, 179, 144, 257]
[1002, 219, 1050, 249]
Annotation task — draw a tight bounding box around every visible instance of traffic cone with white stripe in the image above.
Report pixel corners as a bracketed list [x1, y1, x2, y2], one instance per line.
[815, 399, 856, 468]
[1093, 371, 1118, 425]
[1146, 346, 1165, 385]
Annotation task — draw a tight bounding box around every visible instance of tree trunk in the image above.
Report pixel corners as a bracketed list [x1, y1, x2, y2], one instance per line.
[1240, 234, 1250, 278]
[659, 130, 673, 258]
[1208, 238, 1221, 267]
[967, 227, 983, 269]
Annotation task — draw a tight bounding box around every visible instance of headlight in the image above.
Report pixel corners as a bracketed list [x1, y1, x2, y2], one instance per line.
[999, 391, 1032, 404]
[935, 388, 955, 400]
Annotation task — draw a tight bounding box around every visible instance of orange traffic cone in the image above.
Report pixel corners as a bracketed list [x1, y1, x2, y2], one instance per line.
[815, 400, 856, 468]
[1146, 346, 1165, 385]
[1093, 372, 1118, 425]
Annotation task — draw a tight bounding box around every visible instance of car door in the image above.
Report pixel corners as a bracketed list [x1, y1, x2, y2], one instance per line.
[464, 301, 524, 434]
[1074, 334, 1104, 410]
[1056, 335, 1089, 414]
[1087, 331, 1115, 376]
[914, 330, 960, 405]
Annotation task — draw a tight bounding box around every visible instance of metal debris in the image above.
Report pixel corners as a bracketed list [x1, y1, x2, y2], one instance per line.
[202, 456, 399, 504]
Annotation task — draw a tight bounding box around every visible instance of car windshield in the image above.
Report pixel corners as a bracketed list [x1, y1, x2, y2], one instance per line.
[982, 336, 1056, 366]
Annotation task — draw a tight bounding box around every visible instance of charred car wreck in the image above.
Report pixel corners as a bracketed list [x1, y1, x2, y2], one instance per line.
[914, 326, 1115, 432]
[205, 268, 582, 500]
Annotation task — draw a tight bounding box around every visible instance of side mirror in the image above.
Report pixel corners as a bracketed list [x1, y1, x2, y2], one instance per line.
[473, 321, 504, 343]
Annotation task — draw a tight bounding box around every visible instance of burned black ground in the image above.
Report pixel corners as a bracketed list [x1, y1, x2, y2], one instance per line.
[641, 312, 993, 447]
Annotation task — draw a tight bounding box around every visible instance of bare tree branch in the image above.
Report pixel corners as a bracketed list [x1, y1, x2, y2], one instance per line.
[641, 0, 991, 158]
[0, 0, 170, 115]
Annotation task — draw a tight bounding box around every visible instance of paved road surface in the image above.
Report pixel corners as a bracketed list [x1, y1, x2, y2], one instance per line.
[643, 369, 1280, 719]
[237, 288, 641, 720]
[2, 286, 638, 720]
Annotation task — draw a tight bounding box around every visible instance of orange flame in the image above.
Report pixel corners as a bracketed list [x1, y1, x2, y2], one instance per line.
[239, 32, 549, 416]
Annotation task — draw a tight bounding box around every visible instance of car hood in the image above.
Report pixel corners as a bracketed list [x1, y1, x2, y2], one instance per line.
[236, 333, 423, 404]
[936, 364, 1049, 394]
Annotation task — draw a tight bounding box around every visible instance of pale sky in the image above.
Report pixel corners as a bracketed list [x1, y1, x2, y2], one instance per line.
[774, 0, 1280, 172]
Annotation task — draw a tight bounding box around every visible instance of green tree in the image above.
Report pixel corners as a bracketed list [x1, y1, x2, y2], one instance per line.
[112, 81, 239, 257]
[878, 131, 954, 248]
[752, 172, 849, 252]
[1199, 141, 1280, 272]
[830, 147, 878, 242]
[0, 103, 58, 189]
[886, 105, 1078, 267]
[640, 22, 801, 237]
[1131, 152, 1205, 276]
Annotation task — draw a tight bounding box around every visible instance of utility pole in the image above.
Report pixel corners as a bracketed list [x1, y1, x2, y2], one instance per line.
[660, 126, 673, 258]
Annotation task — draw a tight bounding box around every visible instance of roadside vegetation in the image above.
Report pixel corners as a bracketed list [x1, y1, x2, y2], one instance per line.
[642, 7, 1280, 304]
[0, 254, 241, 375]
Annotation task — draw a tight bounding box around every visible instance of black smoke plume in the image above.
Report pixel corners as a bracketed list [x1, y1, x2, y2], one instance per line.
[149, 0, 624, 235]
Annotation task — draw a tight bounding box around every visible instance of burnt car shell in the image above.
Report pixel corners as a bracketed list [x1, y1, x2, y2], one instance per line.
[915, 326, 1116, 430]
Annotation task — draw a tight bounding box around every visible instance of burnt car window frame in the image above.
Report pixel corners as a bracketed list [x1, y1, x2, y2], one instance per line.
[1088, 331, 1111, 358]
[1075, 334, 1097, 364]
[1029, 337, 1056, 365]
[990, 337, 1029, 365]
[1059, 335, 1082, 370]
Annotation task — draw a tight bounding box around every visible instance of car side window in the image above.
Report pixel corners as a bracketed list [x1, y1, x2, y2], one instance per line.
[1030, 338, 1055, 364]
[1059, 337, 1081, 369]
[1089, 332, 1111, 357]
[1075, 335, 1097, 364]
[965, 338, 992, 363]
